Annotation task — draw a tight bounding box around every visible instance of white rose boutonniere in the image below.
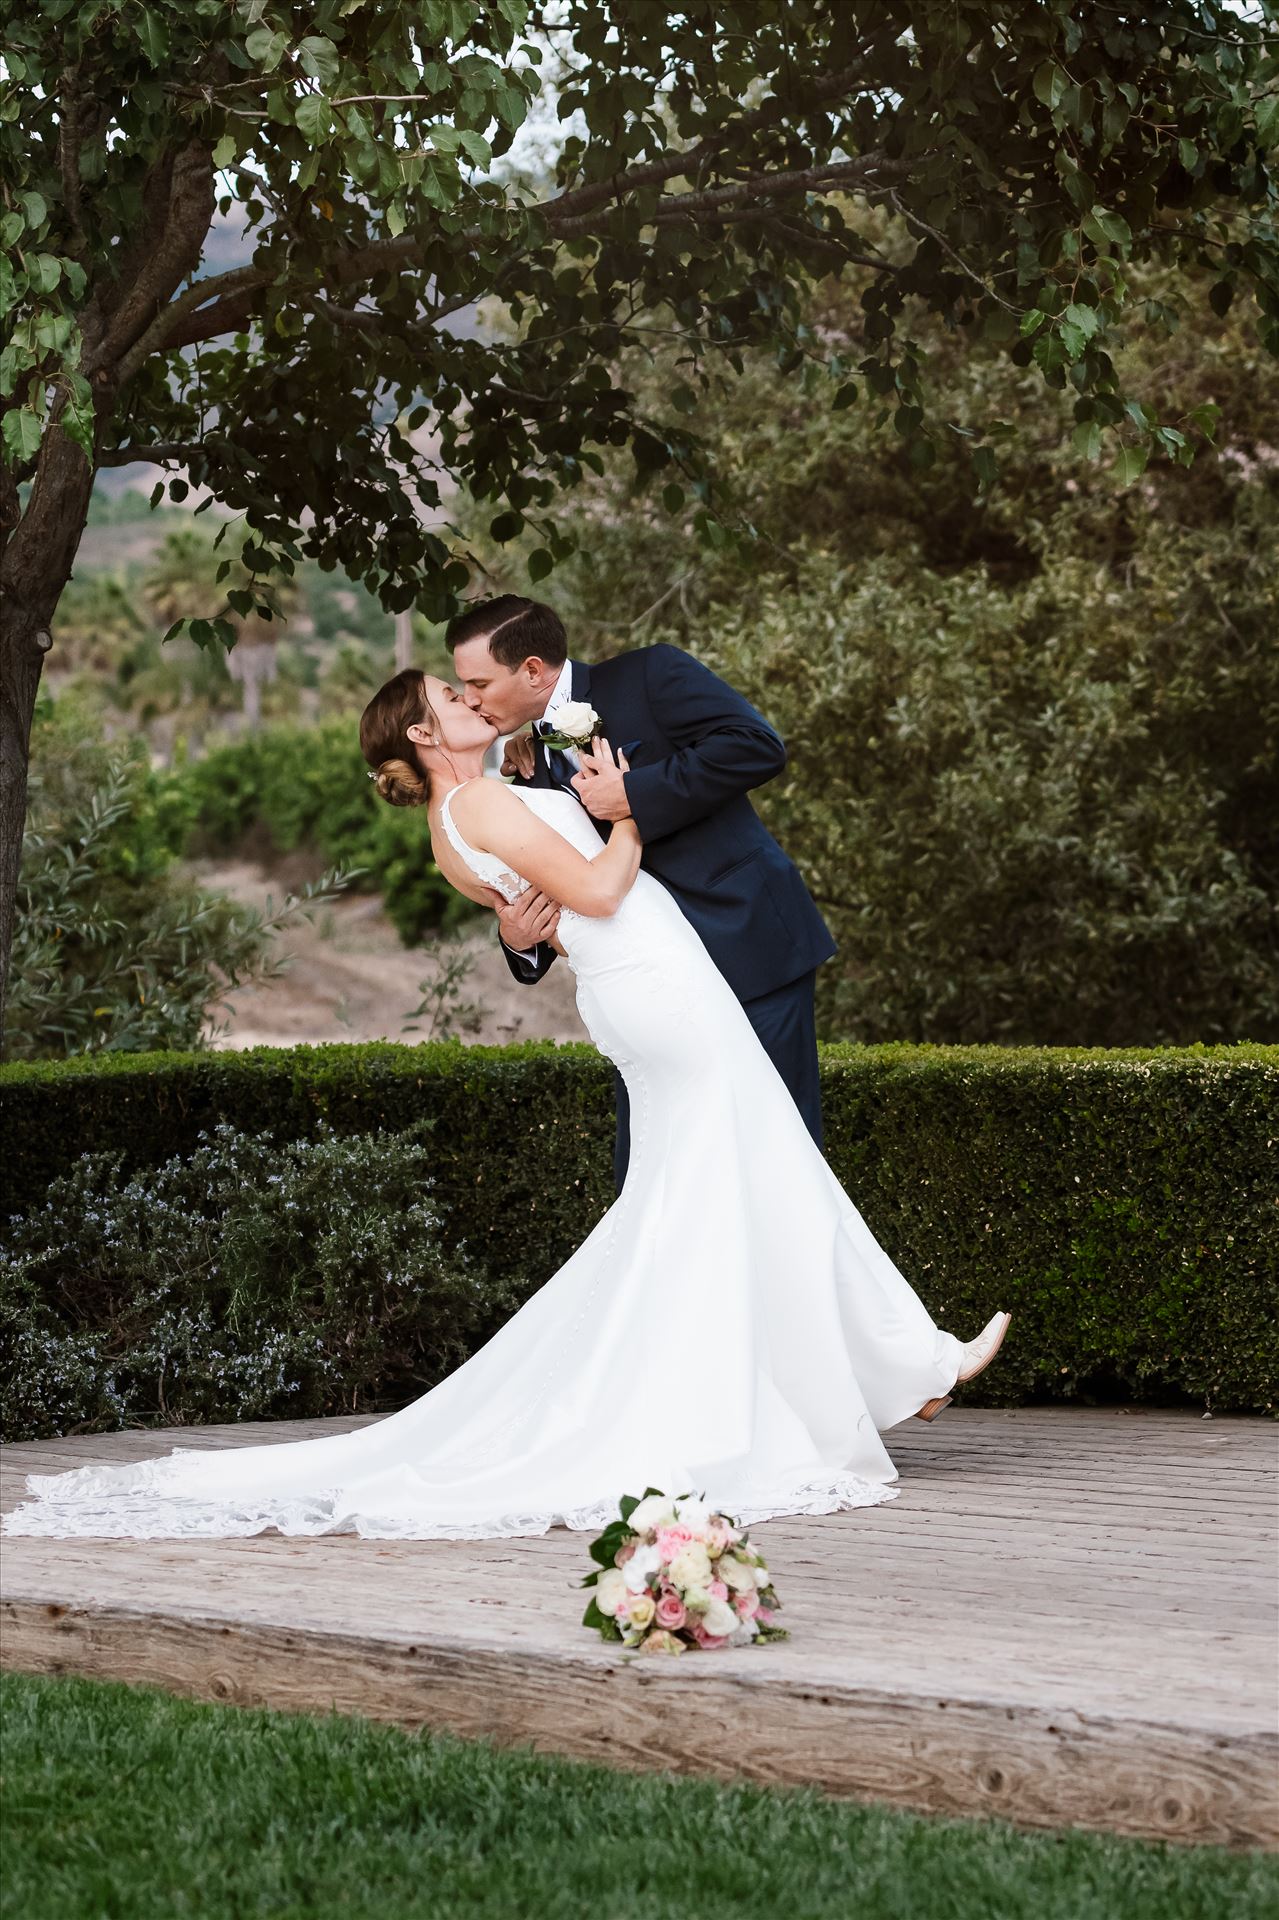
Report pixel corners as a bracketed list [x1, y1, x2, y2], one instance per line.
[540, 701, 602, 751]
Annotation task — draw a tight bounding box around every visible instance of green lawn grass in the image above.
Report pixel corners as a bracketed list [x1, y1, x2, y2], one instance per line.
[1, 1672, 1273, 1920]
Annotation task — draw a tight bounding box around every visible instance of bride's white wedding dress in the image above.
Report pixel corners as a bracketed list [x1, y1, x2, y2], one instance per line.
[3, 786, 962, 1542]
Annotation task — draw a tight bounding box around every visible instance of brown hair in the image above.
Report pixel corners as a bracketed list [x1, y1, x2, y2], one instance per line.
[445, 594, 567, 669]
[359, 668, 436, 807]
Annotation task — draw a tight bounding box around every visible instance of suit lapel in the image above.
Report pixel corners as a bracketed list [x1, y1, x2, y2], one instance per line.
[527, 736, 553, 789]
[530, 659, 589, 792]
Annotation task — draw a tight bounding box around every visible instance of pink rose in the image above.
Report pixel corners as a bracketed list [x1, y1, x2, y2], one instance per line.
[734, 1589, 759, 1620]
[708, 1578, 729, 1603]
[707, 1522, 738, 1556]
[655, 1591, 687, 1630]
[756, 1607, 775, 1626]
[691, 1618, 731, 1651]
[615, 1540, 637, 1565]
[654, 1525, 697, 1563]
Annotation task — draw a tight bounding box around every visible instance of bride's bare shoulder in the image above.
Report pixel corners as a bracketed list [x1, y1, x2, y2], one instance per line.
[448, 777, 525, 828]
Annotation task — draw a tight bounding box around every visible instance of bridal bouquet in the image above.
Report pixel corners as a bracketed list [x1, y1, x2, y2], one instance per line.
[580, 1488, 788, 1653]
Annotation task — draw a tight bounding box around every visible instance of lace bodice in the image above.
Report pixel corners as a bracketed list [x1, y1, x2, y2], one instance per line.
[438, 782, 527, 904]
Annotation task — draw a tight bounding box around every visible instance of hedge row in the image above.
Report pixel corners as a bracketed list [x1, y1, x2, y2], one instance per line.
[2, 1042, 1276, 1414]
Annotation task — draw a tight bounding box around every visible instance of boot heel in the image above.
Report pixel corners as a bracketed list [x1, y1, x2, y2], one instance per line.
[914, 1394, 952, 1423]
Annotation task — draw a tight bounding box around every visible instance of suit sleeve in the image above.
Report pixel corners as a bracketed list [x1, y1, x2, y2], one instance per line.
[621, 645, 788, 844]
[500, 936, 558, 986]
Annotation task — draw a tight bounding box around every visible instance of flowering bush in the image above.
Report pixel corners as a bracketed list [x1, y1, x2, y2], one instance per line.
[581, 1488, 788, 1653]
[0, 1120, 514, 1443]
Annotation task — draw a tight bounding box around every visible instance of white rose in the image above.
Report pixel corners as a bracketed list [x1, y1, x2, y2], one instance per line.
[754, 1563, 772, 1588]
[668, 1543, 712, 1591]
[730, 1619, 759, 1647]
[628, 1494, 676, 1534]
[718, 1554, 756, 1593]
[595, 1568, 628, 1616]
[673, 1496, 712, 1532]
[703, 1597, 739, 1638]
[553, 701, 600, 744]
[624, 1544, 662, 1592]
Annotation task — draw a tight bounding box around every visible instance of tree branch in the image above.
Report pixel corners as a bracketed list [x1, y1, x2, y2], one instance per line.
[118, 266, 269, 372]
[97, 442, 209, 467]
[534, 51, 891, 226]
[86, 142, 217, 376]
[136, 127, 919, 358]
[58, 68, 88, 262]
[581, 153, 915, 238]
[887, 188, 1020, 312]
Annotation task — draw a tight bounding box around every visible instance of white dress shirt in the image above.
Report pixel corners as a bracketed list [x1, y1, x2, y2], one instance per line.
[538, 657, 582, 770]
[505, 658, 578, 961]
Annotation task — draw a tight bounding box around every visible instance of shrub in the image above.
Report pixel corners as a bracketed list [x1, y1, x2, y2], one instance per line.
[1, 1042, 1274, 1431]
[7, 695, 349, 1061]
[697, 545, 1279, 1045]
[0, 1120, 514, 1442]
[167, 718, 479, 945]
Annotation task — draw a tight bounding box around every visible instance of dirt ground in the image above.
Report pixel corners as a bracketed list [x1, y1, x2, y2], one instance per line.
[193, 858, 589, 1051]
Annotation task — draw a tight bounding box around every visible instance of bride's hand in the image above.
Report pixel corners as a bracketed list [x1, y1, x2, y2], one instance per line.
[573, 737, 632, 822]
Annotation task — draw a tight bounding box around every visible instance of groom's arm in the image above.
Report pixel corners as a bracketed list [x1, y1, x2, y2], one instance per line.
[496, 891, 560, 985]
[620, 644, 787, 843]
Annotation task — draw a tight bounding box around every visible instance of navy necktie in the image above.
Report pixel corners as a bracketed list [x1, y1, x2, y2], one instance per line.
[536, 721, 575, 790]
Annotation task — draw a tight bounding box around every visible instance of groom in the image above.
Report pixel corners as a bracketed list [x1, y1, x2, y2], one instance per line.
[447, 595, 836, 1189]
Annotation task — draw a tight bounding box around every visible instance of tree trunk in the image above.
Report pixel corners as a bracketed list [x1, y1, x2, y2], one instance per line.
[0, 427, 96, 1056]
[0, 605, 54, 1054]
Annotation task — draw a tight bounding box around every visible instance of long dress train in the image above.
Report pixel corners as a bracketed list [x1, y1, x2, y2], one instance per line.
[3, 787, 961, 1541]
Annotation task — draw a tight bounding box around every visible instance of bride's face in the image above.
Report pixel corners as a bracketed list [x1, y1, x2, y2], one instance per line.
[414, 676, 498, 755]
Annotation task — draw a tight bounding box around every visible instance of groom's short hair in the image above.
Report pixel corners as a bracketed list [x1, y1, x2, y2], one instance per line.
[445, 595, 568, 669]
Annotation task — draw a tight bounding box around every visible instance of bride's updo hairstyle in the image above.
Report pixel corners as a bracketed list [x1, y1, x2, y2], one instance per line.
[360, 668, 437, 807]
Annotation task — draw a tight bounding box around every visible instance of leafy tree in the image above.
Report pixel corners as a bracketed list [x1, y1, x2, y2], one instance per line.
[2, 0, 1278, 1041]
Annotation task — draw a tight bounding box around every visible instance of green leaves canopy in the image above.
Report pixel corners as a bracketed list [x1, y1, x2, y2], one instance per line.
[2, 0, 1278, 634]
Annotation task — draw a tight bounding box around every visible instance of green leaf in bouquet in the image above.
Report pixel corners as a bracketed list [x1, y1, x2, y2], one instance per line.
[587, 1520, 630, 1567]
[582, 1597, 622, 1640]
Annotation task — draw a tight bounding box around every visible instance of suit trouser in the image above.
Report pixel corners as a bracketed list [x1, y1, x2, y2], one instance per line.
[612, 968, 823, 1192]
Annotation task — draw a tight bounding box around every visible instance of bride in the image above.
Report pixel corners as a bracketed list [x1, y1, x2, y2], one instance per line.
[3, 669, 1009, 1542]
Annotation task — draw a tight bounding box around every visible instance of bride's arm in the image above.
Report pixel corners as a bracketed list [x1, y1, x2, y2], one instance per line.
[451, 779, 641, 918]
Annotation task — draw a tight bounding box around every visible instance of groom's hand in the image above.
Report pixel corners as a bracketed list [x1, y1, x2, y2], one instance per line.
[501, 732, 537, 780]
[572, 739, 632, 822]
[493, 887, 560, 952]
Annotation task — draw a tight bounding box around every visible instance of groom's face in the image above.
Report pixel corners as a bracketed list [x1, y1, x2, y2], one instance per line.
[453, 636, 558, 735]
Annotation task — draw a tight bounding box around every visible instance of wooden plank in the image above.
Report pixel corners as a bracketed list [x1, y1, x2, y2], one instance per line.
[4, 1597, 1275, 1852]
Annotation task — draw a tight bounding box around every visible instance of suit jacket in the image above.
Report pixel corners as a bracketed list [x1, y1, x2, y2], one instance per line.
[502, 643, 835, 1004]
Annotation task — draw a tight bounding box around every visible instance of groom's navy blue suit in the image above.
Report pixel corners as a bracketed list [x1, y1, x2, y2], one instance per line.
[502, 644, 837, 1189]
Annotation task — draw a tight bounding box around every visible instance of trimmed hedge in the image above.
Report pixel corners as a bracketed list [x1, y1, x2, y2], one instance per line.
[2, 1042, 1276, 1416]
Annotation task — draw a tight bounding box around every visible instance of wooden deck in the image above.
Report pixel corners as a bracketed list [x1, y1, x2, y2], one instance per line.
[2, 1407, 1275, 1850]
